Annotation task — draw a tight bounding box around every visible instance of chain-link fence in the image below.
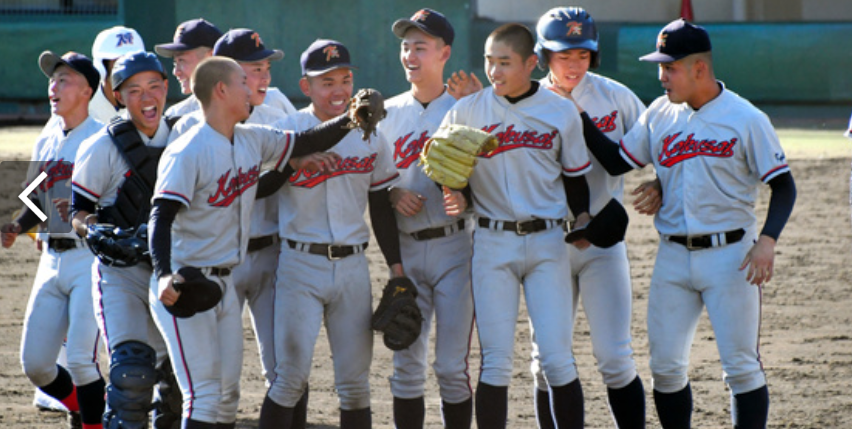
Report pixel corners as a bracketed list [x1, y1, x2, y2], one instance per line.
[0, 0, 117, 15]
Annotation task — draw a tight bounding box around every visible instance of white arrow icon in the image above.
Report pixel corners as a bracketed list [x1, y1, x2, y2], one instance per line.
[19, 171, 48, 222]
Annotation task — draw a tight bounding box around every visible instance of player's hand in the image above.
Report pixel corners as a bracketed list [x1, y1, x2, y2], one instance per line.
[53, 198, 70, 222]
[442, 186, 466, 216]
[546, 82, 584, 113]
[569, 212, 592, 250]
[447, 70, 483, 100]
[158, 273, 185, 306]
[739, 235, 776, 286]
[390, 187, 426, 217]
[632, 178, 663, 215]
[290, 152, 341, 174]
[1, 222, 22, 248]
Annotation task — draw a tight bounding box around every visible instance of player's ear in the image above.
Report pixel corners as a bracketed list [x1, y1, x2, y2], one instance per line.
[440, 44, 452, 63]
[299, 77, 311, 98]
[114, 89, 124, 106]
[524, 53, 538, 73]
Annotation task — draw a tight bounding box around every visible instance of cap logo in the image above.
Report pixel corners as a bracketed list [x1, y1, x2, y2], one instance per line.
[173, 25, 185, 42]
[412, 9, 430, 22]
[566, 21, 583, 36]
[116, 32, 135, 47]
[657, 33, 667, 49]
[251, 32, 263, 48]
[323, 45, 340, 62]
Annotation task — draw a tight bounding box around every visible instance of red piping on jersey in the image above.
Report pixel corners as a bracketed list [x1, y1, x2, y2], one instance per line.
[172, 317, 196, 419]
[370, 172, 400, 188]
[760, 164, 788, 182]
[72, 181, 101, 199]
[273, 133, 292, 171]
[563, 160, 592, 174]
[619, 140, 645, 168]
[159, 190, 191, 206]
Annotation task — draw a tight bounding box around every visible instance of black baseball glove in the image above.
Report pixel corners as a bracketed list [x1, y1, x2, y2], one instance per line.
[346, 88, 386, 141]
[164, 267, 223, 318]
[85, 223, 149, 267]
[371, 276, 423, 351]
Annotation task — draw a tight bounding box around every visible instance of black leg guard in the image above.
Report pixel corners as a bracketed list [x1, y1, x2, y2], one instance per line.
[183, 419, 217, 429]
[441, 397, 472, 429]
[550, 379, 584, 429]
[104, 341, 158, 429]
[733, 385, 769, 429]
[393, 396, 424, 429]
[534, 388, 556, 429]
[292, 387, 309, 429]
[653, 383, 692, 429]
[475, 382, 508, 429]
[77, 377, 106, 426]
[258, 395, 294, 429]
[153, 358, 182, 429]
[607, 376, 646, 429]
[340, 407, 371, 429]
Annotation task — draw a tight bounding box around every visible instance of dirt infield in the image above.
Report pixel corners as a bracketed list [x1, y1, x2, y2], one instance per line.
[0, 127, 849, 428]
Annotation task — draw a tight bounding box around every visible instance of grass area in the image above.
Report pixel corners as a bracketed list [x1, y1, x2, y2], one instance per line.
[0, 125, 848, 160]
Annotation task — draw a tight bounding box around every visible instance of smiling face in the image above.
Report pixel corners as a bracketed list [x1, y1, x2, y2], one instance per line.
[299, 67, 353, 122]
[239, 59, 272, 106]
[547, 48, 591, 92]
[399, 28, 449, 85]
[484, 38, 537, 98]
[172, 47, 210, 94]
[48, 64, 92, 119]
[115, 71, 168, 137]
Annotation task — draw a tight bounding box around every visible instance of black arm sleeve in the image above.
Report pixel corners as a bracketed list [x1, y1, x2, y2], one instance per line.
[562, 174, 590, 217]
[14, 197, 43, 232]
[368, 188, 402, 267]
[70, 190, 96, 220]
[149, 199, 181, 279]
[760, 172, 796, 240]
[291, 114, 353, 158]
[581, 112, 634, 176]
[255, 165, 295, 199]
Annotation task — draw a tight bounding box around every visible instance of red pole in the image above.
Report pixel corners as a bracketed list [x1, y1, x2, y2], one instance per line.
[680, 0, 695, 21]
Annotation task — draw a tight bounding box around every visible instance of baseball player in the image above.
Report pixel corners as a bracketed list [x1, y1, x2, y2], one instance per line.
[155, 18, 222, 117]
[845, 113, 852, 225]
[375, 9, 475, 428]
[439, 23, 592, 428]
[258, 39, 403, 429]
[149, 56, 375, 429]
[576, 19, 797, 428]
[530, 7, 648, 429]
[2, 51, 105, 429]
[89, 26, 146, 123]
[70, 51, 178, 429]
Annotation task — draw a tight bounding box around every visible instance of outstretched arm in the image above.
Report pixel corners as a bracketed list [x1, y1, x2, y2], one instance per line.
[580, 113, 634, 176]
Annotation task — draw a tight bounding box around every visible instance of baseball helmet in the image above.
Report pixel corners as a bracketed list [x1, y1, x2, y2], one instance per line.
[534, 7, 600, 70]
[91, 26, 145, 80]
[111, 51, 167, 91]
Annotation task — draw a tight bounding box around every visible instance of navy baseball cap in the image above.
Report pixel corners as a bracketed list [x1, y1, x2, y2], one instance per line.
[564, 199, 629, 248]
[39, 50, 100, 97]
[213, 29, 284, 62]
[155, 18, 222, 57]
[111, 51, 167, 90]
[392, 8, 454, 46]
[300, 39, 356, 77]
[640, 19, 711, 63]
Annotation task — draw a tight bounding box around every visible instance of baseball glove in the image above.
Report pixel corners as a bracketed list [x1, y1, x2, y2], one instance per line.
[371, 277, 422, 351]
[346, 88, 386, 141]
[85, 223, 148, 267]
[419, 124, 499, 189]
[164, 267, 223, 318]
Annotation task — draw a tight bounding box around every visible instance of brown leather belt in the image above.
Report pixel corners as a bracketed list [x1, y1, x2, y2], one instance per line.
[247, 234, 278, 253]
[286, 239, 368, 260]
[208, 267, 232, 277]
[410, 219, 465, 241]
[477, 217, 564, 235]
[48, 237, 84, 252]
[667, 229, 745, 250]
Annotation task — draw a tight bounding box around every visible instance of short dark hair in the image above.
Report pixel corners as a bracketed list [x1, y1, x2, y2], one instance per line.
[488, 23, 536, 59]
[192, 56, 240, 108]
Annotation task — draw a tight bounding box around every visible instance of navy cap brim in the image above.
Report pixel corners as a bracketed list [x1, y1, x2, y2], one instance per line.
[392, 19, 434, 40]
[639, 51, 681, 63]
[236, 49, 284, 63]
[38, 52, 64, 78]
[154, 43, 194, 57]
[304, 63, 357, 77]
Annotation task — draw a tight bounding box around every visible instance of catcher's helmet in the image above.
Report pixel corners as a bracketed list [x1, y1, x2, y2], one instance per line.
[535, 7, 600, 70]
[91, 26, 145, 81]
[111, 51, 167, 91]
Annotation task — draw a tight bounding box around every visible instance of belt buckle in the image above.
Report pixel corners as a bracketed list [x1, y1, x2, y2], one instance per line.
[686, 236, 701, 251]
[515, 222, 530, 236]
[327, 245, 341, 261]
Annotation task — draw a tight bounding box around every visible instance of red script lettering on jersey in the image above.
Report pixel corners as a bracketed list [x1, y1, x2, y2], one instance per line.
[478, 124, 557, 158]
[393, 131, 430, 168]
[289, 154, 377, 188]
[658, 132, 737, 167]
[208, 165, 261, 207]
[39, 159, 74, 192]
[591, 110, 618, 133]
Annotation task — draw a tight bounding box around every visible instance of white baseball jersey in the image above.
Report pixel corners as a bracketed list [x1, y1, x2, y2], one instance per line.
[89, 85, 124, 124]
[72, 116, 171, 208]
[618, 83, 790, 236]
[277, 109, 400, 244]
[543, 72, 645, 215]
[27, 116, 104, 236]
[154, 122, 294, 268]
[378, 90, 466, 233]
[441, 86, 592, 221]
[164, 94, 200, 118]
[845, 111, 852, 139]
[264, 87, 298, 115]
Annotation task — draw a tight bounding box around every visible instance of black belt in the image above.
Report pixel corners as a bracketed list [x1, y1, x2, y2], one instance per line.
[286, 239, 368, 260]
[477, 217, 564, 235]
[667, 229, 745, 251]
[208, 267, 232, 277]
[247, 234, 278, 253]
[48, 237, 83, 252]
[410, 219, 465, 241]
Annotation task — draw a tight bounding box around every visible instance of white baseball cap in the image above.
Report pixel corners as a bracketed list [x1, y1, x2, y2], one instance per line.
[91, 26, 145, 80]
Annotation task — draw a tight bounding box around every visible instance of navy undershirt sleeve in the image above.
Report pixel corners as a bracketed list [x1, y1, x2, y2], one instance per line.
[760, 172, 796, 240]
[581, 112, 634, 175]
[368, 188, 402, 267]
[149, 199, 181, 279]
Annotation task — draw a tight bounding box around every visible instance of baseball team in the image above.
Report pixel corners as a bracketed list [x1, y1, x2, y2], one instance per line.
[0, 5, 796, 429]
